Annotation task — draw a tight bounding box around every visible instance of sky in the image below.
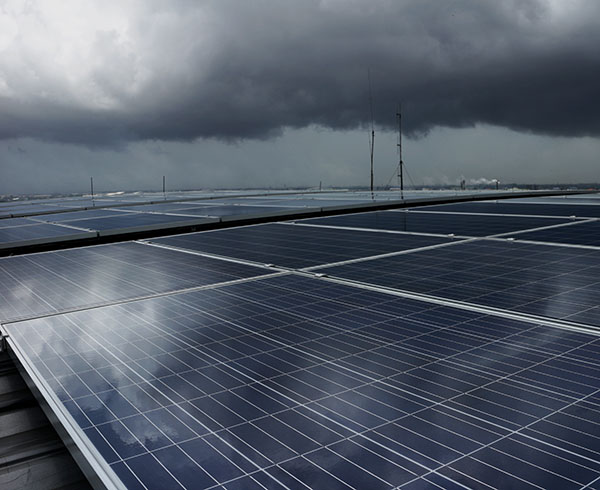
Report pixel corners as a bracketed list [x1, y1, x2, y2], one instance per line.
[1, 0, 599, 194]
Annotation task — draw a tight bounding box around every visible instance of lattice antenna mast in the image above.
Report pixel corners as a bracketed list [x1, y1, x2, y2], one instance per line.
[368, 69, 375, 194]
[397, 103, 404, 199]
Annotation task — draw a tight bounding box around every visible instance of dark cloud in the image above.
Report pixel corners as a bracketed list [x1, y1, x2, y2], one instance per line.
[1, 0, 599, 145]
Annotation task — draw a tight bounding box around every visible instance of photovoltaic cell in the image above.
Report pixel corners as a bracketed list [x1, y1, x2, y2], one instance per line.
[320, 239, 600, 326]
[153, 223, 458, 269]
[304, 211, 573, 236]
[6, 274, 600, 489]
[0, 242, 269, 322]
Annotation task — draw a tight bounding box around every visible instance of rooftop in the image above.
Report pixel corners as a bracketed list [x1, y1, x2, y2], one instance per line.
[2, 189, 600, 489]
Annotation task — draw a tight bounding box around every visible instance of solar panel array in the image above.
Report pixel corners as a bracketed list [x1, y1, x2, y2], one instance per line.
[0, 199, 289, 249]
[0, 189, 527, 250]
[2, 192, 600, 489]
[0, 191, 368, 250]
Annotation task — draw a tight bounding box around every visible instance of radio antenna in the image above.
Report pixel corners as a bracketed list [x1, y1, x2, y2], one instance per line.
[368, 69, 375, 195]
[397, 103, 404, 199]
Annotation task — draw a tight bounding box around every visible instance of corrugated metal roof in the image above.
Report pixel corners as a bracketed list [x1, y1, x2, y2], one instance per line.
[0, 350, 91, 490]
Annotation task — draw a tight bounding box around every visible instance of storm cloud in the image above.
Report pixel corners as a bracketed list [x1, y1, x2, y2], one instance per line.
[1, 0, 600, 146]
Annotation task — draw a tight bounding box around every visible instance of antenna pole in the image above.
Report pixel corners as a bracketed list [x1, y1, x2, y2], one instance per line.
[90, 177, 94, 207]
[396, 103, 404, 199]
[163, 175, 166, 200]
[370, 129, 375, 194]
[368, 69, 375, 194]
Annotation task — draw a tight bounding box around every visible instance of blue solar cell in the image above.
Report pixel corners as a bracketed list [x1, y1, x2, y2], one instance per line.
[6, 274, 600, 489]
[304, 210, 573, 236]
[154, 223, 457, 268]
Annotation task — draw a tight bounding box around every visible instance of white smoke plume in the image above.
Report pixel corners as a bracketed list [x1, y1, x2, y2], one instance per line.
[468, 177, 499, 185]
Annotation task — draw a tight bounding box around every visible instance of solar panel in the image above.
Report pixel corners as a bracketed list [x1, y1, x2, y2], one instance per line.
[319, 239, 600, 326]
[163, 205, 298, 217]
[0, 192, 259, 218]
[201, 198, 293, 206]
[0, 222, 94, 247]
[51, 200, 123, 208]
[30, 209, 138, 223]
[60, 213, 207, 231]
[265, 198, 372, 207]
[0, 217, 39, 228]
[109, 204, 298, 217]
[153, 223, 459, 269]
[114, 203, 207, 213]
[201, 196, 371, 207]
[0, 190, 382, 219]
[6, 274, 600, 489]
[0, 203, 69, 217]
[521, 194, 600, 204]
[0, 242, 270, 322]
[418, 201, 600, 218]
[506, 220, 600, 247]
[303, 211, 575, 236]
